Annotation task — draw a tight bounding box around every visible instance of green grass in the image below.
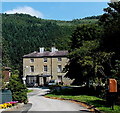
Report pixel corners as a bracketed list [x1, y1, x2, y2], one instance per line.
[99, 106, 120, 113]
[27, 89, 33, 93]
[45, 94, 120, 113]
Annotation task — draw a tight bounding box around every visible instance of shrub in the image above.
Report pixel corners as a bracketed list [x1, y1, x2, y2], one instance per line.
[6, 74, 28, 103]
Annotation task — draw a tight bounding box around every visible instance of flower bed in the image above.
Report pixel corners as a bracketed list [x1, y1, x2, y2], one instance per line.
[0, 101, 18, 109]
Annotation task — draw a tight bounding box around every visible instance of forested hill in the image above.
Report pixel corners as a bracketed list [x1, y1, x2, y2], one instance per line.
[2, 13, 98, 71]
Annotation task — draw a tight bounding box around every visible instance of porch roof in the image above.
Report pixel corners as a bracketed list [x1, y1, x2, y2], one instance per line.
[26, 75, 52, 77]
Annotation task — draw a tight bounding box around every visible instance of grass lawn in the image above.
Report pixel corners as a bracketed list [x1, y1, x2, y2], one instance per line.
[45, 94, 120, 113]
[27, 89, 33, 93]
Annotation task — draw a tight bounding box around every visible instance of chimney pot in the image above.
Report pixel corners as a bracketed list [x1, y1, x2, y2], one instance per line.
[51, 47, 58, 52]
[39, 47, 44, 53]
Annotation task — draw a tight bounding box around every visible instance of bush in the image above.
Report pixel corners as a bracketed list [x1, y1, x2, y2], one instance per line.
[6, 74, 28, 103]
[51, 86, 105, 97]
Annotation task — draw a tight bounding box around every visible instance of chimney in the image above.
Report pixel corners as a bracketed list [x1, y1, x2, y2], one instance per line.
[51, 47, 58, 52]
[39, 47, 44, 53]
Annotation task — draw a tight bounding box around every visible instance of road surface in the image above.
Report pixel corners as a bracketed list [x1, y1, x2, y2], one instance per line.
[1, 87, 92, 113]
[27, 87, 91, 112]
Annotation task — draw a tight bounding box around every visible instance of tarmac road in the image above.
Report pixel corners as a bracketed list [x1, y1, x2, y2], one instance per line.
[1, 87, 92, 113]
[27, 87, 91, 112]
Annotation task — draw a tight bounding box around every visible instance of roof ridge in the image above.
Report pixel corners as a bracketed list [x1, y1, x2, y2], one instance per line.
[23, 50, 68, 58]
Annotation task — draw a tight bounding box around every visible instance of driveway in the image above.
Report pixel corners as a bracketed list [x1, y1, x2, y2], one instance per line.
[27, 87, 91, 112]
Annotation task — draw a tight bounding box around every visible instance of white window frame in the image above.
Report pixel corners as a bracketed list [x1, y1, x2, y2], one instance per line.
[43, 65, 48, 72]
[43, 57, 47, 62]
[58, 76, 62, 82]
[57, 65, 62, 73]
[30, 58, 34, 63]
[30, 66, 34, 72]
[58, 57, 62, 62]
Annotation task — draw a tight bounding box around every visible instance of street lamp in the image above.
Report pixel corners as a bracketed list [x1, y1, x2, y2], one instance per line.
[22, 66, 28, 85]
[22, 77, 26, 85]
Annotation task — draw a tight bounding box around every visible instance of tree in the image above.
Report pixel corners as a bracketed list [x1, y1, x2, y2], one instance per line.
[66, 24, 106, 85]
[66, 40, 99, 86]
[6, 74, 28, 103]
[111, 60, 120, 85]
[99, 1, 120, 86]
[70, 24, 102, 50]
[99, 1, 120, 54]
[65, 23, 115, 88]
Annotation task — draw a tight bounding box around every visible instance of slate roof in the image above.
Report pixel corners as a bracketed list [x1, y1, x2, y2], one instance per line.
[23, 50, 68, 58]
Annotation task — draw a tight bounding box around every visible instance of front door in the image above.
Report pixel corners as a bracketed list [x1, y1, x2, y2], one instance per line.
[43, 77, 47, 86]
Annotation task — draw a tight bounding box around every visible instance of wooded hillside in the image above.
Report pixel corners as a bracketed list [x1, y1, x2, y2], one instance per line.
[2, 13, 98, 72]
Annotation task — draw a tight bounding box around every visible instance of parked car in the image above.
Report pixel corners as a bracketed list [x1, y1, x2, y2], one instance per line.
[48, 80, 58, 86]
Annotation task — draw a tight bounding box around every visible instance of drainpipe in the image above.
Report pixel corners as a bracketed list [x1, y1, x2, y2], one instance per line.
[51, 57, 53, 79]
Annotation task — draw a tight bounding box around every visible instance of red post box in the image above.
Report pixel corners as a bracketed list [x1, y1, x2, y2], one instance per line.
[109, 79, 117, 92]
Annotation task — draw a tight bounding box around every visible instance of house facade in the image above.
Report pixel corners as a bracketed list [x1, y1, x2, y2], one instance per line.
[23, 47, 72, 86]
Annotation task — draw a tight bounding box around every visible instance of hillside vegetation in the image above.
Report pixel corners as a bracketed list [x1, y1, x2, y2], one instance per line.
[2, 13, 98, 72]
